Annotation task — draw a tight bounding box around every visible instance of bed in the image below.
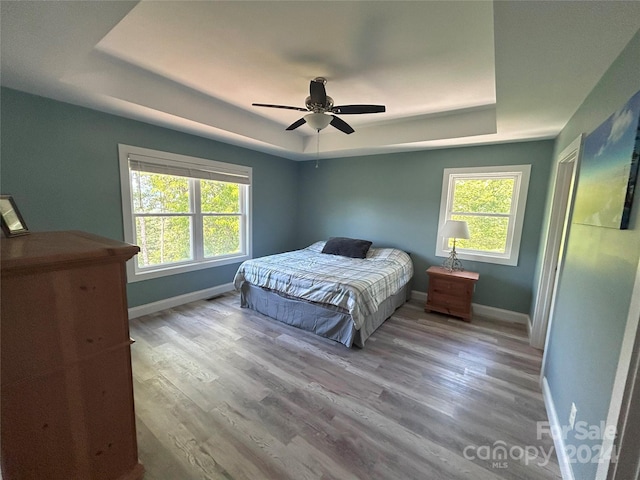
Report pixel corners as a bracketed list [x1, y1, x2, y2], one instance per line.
[233, 238, 413, 347]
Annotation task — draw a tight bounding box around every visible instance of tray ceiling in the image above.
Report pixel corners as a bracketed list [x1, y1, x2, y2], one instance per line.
[2, 1, 639, 160]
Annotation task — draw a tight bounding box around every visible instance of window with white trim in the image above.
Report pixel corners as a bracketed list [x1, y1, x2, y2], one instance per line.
[119, 144, 252, 281]
[436, 165, 531, 266]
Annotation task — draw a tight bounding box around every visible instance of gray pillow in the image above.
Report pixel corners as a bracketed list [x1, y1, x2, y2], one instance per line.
[321, 237, 372, 259]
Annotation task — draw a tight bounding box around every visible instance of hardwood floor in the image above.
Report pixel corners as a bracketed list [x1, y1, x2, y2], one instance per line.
[129, 292, 560, 480]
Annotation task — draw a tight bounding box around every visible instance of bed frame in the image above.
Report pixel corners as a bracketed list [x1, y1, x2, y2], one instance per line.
[240, 282, 411, 347]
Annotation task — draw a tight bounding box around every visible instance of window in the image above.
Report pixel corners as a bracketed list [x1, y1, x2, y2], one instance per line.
[436, 165, 531, 266]
[119, 144, 252, 281]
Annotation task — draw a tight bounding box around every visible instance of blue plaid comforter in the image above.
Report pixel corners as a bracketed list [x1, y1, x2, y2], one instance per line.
[233, 241, 413, 329]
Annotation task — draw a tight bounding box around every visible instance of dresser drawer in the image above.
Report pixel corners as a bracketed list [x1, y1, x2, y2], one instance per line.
[1, 262, 130, 386]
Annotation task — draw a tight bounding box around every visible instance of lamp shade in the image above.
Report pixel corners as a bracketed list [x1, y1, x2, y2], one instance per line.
[440, 220, 470, 240]
[304, 113, 332, 131]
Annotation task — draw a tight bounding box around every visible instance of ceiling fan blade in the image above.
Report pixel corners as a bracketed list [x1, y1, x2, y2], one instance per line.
[309, 80, 327, 106]
[331, 105, 386, 114]
[330, 115, 355, 134]
[252, 103, 308, 112]
[286, 117, 307, 131]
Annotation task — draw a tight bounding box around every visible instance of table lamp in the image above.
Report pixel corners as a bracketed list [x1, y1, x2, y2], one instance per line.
[440, 220, 470, 271]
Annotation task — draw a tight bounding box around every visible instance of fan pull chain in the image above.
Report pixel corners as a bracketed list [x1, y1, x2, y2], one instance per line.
[316, 129, 320, 169]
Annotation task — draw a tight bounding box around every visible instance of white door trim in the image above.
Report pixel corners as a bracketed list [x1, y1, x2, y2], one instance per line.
[531, 135, 582, 350]
[597, 255, 640, 479]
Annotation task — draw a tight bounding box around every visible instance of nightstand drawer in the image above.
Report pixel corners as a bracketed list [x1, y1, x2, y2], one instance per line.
[427, 292, 469, 312]
[430, 277, 470, 296]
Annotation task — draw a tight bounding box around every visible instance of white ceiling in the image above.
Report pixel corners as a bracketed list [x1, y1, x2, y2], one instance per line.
[2, 1, 639, 161]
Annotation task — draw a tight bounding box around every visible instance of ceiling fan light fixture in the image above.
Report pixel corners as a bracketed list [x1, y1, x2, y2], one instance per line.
[253, 77, 385, 134]
[304, 112, 331, 131]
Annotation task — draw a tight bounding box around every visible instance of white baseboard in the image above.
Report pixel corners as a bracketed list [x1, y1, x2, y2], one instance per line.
[542, 376, 575, 480]
[411, 290, 529, 324]
[128, 283, 235, 319]
[411, 290, 427, 303]
[474, 303, 529, 325]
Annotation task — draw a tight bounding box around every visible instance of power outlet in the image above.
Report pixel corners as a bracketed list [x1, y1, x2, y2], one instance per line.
[569, 402, 577, 429]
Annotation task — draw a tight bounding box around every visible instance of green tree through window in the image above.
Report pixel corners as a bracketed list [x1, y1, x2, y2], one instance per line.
[450, 177, 515, 253]
[120, 144, 252, 281]
[437, 165, 531, 266]
[132, 172, 192, 267]
[201, 180, 241, 257]
[131, 173, 246, 268]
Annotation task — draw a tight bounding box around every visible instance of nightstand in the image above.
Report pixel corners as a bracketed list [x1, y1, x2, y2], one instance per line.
[425, 266, 479, 322]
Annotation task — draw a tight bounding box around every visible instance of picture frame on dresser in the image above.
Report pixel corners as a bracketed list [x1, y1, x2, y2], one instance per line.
[0, 195, 29, 237]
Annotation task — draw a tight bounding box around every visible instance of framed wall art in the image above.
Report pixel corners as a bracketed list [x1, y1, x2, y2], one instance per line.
[572, 90, 640, 229]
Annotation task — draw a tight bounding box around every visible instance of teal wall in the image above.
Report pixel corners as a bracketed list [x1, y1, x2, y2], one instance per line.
[297, 141, 554, 313]
[0, 88, 300, 307]
[543, 31, 640, 480]
[1, 87, 554, 315]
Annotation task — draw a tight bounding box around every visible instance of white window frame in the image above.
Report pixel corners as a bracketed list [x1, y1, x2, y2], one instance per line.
[118, 144, 252, 282]
[436, 164, 531, 266]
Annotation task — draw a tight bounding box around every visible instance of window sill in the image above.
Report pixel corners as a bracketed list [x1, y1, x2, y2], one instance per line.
[126, 253, 250, 282]
[435, 250, 519, 267]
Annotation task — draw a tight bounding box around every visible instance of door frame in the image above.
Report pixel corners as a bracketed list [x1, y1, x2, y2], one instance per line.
[599, 256, 640, 480]
[531, 135, 582, 350]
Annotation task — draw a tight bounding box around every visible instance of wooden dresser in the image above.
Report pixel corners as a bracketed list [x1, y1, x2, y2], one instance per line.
[1, 231, 144, 480]
[425, 266, 480, 322]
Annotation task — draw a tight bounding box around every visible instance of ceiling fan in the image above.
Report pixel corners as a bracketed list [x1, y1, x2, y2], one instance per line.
[252, 77, 385, 134]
